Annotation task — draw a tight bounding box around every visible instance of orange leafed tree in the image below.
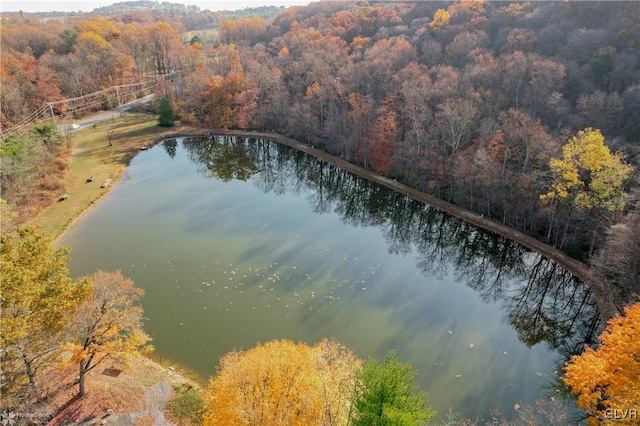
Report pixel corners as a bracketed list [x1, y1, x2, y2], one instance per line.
[71, 270, 152, 397]
[564, 302, 640, 425]
[232, 86, 259, 129]
[200, 75, 233, 129]
[347, 92, 373, 161]
[203, 339, 361, 426]
[368, 101, 399, 175]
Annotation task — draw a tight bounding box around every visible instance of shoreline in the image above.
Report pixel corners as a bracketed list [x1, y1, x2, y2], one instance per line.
[217, 129, 622, 321]
[53, 123, 619, 321]
[33, 121, 617, 422]
[32, 118, 207, 425]
[41, 121, 208, 245]
[51, 167, 124, 246]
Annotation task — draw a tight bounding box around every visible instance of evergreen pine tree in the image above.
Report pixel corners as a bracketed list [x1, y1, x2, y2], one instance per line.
[157, 96, 175, 127]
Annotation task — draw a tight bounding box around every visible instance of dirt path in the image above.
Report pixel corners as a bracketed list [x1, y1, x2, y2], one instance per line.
[98, 382, 175, 425]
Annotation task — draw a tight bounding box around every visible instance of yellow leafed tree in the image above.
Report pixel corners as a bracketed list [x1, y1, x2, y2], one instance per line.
[542, 128, 632, 211]
[203, 339, 361, 426]
[200, 75, 233, 129]
[430, 9, 451, 28]
[564, 302, 640, 425]
[1, 227, 90, 405]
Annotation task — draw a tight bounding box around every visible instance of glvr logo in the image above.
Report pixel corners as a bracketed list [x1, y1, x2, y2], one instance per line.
[605, 408, 638, 420]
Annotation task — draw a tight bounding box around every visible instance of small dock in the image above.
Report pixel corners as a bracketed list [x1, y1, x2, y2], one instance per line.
[100, 178, 112, 188]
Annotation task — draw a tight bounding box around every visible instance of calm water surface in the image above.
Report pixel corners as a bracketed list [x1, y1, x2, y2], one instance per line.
[60, 136, 599, 420]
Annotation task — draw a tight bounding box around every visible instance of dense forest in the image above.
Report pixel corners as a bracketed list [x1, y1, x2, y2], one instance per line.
[1, 0, 639, 303]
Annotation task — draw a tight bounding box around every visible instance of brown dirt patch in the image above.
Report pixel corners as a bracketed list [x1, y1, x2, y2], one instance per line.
[41, 354, 173, 425]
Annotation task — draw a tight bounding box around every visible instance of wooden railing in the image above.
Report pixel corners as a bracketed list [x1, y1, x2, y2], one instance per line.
[0, 71, 181, 140]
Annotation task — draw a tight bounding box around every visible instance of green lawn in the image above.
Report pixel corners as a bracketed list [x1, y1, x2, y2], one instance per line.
[30, 113, 194, 237]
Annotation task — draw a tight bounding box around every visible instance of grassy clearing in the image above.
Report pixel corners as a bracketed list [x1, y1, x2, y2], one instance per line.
[164, 383, 205, 425]
[182, 28, 219, 45]
[28, 113, 195, 237]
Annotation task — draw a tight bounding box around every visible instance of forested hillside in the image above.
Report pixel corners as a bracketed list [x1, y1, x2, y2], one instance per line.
[0, 8, 196, 225]
[176, 0, 640, 302]
[2, 1, 639, 301]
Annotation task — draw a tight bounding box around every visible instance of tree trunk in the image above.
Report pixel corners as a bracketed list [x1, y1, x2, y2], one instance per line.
[589, 226, 597, 256]
[545, 198, 557, 243]
[79, 360, 87, 397]
[560, 219, 570, 250]
[19, 345, 41, 403]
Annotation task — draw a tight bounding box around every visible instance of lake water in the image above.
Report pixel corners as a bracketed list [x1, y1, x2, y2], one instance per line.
[59, 136, 599, 421]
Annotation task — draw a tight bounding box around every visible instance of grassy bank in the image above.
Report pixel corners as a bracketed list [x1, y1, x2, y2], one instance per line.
[25, 113, 205, 424]
[29, 113, 196, 237]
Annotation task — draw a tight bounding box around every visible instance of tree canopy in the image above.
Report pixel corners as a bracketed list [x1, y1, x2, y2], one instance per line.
[542, 128, 632, 211]
[564, 301, 640, 425]
[3, 1, 640, 266]
[71, 270, 153, 397]
[0, 227, 90, 405]
[353, 352, 435, 426]
[204, 340, 435, 426]
[203, 339, 361, 426]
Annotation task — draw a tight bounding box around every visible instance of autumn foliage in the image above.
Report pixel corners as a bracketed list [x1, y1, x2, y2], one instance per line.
[542, 128, 632, 212]
[0, 229, 152, 408]
[0, 228, 90, 405]
[4, 2, 640, 265]
[8, 2, 640, 420]
[71, 270, 153, 397]
[204, 339, 434, 426]
[204, 339, 361, 426]
[564, 302, 640, 425]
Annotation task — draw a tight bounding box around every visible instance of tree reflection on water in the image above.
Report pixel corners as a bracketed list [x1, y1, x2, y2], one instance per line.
[178, 134, 601, 383]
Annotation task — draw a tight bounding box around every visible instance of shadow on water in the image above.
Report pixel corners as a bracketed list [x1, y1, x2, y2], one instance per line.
[179, 135, 602, 361]
[178, 135, 601, 417]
